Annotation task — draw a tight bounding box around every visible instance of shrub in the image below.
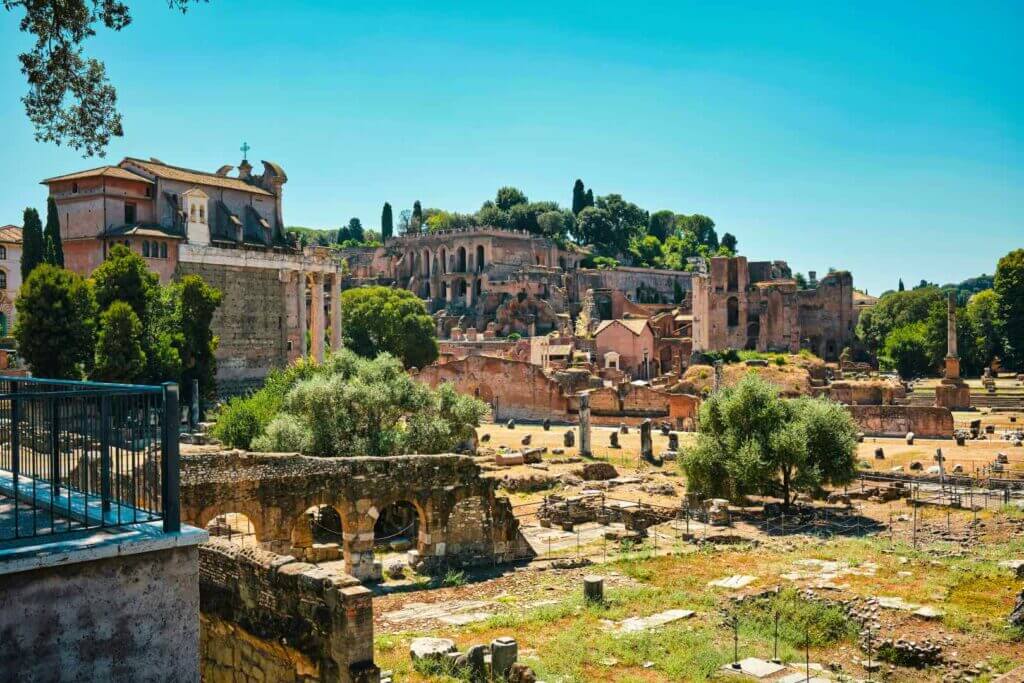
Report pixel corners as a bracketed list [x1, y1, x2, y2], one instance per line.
[213, 398, 261, 449]
[251, 413, 310, 453]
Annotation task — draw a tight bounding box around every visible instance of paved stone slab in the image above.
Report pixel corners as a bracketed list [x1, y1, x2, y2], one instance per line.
[777, 674, 831, 683]
[719, 657, 786, 678]
[912, 605, 944, 620]
[875, 595, 921, 611]
[603, 608, 695, 633]
[709, 574, 756, 590]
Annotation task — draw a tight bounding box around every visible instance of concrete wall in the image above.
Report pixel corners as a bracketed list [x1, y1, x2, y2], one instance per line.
[0, 545, 200, 682]
[847, 405, 954, 439]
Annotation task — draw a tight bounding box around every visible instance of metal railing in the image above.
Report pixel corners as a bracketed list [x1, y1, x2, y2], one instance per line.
[0, 376, 180, 543]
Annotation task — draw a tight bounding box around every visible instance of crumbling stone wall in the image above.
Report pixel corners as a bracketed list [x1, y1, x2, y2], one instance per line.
[847, 405, 953, 439]
[199, 537, 379, 683]
[415, 355, 569, 422]
[181, 452, 533, 579]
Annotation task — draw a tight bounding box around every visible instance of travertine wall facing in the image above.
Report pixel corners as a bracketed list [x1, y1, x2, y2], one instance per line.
[199, 537, 379, 683]
[847, 405, 953, 439]
[0, 546, 200, 682]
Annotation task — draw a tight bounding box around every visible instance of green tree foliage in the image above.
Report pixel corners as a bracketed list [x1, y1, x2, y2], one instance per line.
[14, 264, 97, 378]
[720, 232, 738, 254]
[880, 322, 931, 378]
[91, 244, 157, 321]
[218, 350, 487, 456]
[346, 217, 364, 243]
[93, 301, 146, 382]
[647, 210, 675, 242]
[898, 278, 905, 292]
[20, 207, 44, 280]
[169, 275, 222, 403]
[855, 287, 943, 358]
[381, 202, 393, 241]
[536, 210, 573, 239]
[426, 210, 474, 232]
[676, 214, 718, 251]
[340, 286, 438, 368]
[4, 0, 204, 156]
[476, 202, 512, 230]
[411, 200, 423, 234]
[680, 374, 857, 509]
[794, 272, 809, 290]
[571, 179, 587, 215]
[629, 235, 664, 268]
[995, 249, 1024, 368]
[964, 289, 1003, 371]
[495, 186, 528, 211]
[573, 206, 616, 254]
[43, 196, 64, 267]
[595, 193, 648, 254]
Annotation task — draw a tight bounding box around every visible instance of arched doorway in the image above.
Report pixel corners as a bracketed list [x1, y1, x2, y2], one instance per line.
[290, 504, 344, 562]
[727, 297, 740, 328]
[476, 245, 485, 272]
[205, 512, 258, 548]
[374, 501, 421, 552]
[440, 247, 448, 274]
[456, 246, 467, 272]
[421, 249, 431, 277]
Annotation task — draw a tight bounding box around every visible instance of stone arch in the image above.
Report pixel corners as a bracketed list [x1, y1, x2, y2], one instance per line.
[204, 511, 259, 548]
[374, 499, 423, 552]
[421, 248, 432, 277]
[440, 247, 448, 274]
[195, 503, 268, 542]
[476, 244, 485, 272]
[456, 246, 467, 273]
[289, 504, 344, 562]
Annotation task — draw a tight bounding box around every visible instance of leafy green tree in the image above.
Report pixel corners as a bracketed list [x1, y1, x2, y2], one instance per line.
[595, 194, 648, 252]
[880, 322, 931, 378]
[336, 224, 350, 244]
[381, 202, 393, 241]
[537, 210, 573, 239]
[680, 374, 857, 509]
[584, 189, 594, 210]
[898, 278, 905, 292]
[169, 275, 222, 403]
[346, 217, 364, 243]
[20, 207, 44, 280]
[426, 211, 473, 232]
[964, 289, 1003, 372]
[994, 249, 1024, 368]
[495, 186, 528, 211]
[4, 1, 204, 156]
[573, 206, 616, 254]
[572, 179, 587, 215]
[91, 244, 158, 321]
[340, 286, 438, 368]
[647, 210, 675, 242]
[93, 301, 146, 382]
[660, 231, 703, 271]
[476, 203, 512, 230]
[855, 287, 943, 357]
[923, 298, 976, 373]
[794, 272, 809, 289]
[14, 264, 97, 378]
[720, 232, 738, 254]
[676, 214, 718, 250]
[43, 196, 64, 266]
[243, 351, 487, 457]
[629, 235, 663, 267]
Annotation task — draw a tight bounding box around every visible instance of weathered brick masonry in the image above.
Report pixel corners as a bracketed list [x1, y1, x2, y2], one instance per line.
[847, 405, 954, 439]
[199, 537, 379, 683]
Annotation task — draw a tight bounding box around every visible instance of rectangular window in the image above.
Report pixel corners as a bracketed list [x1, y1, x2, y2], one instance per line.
[124, 202, 137, 224]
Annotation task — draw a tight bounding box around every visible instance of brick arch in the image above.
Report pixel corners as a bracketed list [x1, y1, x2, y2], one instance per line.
[195, 503, 268, 544]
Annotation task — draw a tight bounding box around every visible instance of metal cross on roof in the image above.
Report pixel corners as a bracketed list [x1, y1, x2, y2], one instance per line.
[240, 141, 251, 161]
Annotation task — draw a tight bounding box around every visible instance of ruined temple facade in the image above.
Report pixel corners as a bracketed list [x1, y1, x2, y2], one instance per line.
[691, 256, 854, 361]
[43, 157, 346, 393]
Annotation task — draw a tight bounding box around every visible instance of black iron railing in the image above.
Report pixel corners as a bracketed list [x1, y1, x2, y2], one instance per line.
[0, 376, 180, 543]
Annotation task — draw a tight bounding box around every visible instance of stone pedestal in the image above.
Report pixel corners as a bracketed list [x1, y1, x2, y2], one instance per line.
[578, 393, 592, 457]
[490, 637, 518, 680]
[583, 575, 604, 603]
[935, 378, 971, 410]
[640, 419, 653, 462]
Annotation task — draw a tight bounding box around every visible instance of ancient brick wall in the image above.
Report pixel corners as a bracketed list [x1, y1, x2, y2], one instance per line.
[415, 355, 569, 421]
[199, 538, 379, 683]
[176, 260, 292, 395]
[847, 405, 953, 439]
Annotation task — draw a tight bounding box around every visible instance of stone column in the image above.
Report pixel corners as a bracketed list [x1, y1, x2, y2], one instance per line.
[329, 273, 342, 352]
[640, 419, 653, 461]
[297, 271, 307, 358]
[310, 272, 325, 363]
[945, 291, 960, 380]
[712, 360, 723, 393]
[578, 392, 592, 457]
[465, 278, 473, 307]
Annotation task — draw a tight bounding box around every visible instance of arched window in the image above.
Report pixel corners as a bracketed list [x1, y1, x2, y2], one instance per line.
[476, 245, 485, 271]
[160, 242, 168, 259]
[0, 247, 7, 260]
[0, 270, 7, 289]
[456, 246, 467, 273]
[727, 296, 740, 328]
[142, 241, 150, 258]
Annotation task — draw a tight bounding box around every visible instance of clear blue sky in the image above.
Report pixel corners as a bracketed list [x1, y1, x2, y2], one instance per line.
[1, 1, 1020, 295]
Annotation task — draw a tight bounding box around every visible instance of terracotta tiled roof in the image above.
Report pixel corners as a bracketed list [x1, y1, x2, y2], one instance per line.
[0, 225, 22, 243]
[594, 318, 651, 336]
[121, 158, 273, 196]
[41, 165, 152, 184]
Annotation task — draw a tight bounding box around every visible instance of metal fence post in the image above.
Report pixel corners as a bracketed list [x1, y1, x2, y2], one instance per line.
[100, 394, 112, 513]
[50, 398, 61, 494]
[191, 378, 200, 430]
[10, 381, 19, 499]
[162, 382, 181, 533]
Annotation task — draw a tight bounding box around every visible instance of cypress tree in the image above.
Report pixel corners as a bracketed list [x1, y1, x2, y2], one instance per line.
[572, 179, 586, 215]
[20, 207, 44, 281]
[44, 196, 64, 267]
[898, 278, 905, 292]
[381, 202, 393, 242]
[412, 200, 423, 234]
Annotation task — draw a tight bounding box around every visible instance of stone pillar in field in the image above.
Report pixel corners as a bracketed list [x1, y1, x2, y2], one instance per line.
[935, 291, 970, 411]
[310, 272, 325, 363]
[297, 271, 308, 358]
[712, 360, 723, 393]
[330, 272, 342, 351]
[578, 392, 592, 458]
[490, 637, 518, 680]
[640, 419, 653, 461]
